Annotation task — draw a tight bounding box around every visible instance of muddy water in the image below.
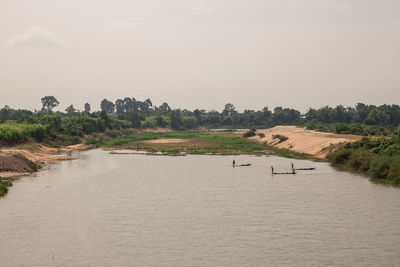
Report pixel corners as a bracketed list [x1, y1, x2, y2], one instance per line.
[1, 150, 400, 266]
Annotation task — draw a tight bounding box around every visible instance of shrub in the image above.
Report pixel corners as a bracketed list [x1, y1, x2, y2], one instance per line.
[142, 118, 157, 128]
[370, 156, 392, 180]
[182, 116, 198, 129]
[0, 123, 48, 144]
[387, 157, 400, 183]
[328, 149, 352, 165]
[347, 152, 374, 172]
[243, 129, 257, 138]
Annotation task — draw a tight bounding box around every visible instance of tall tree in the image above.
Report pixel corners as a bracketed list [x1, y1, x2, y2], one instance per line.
[115, 99, 125, 114]
[65, 105, 76, 115]
[126, 111, 142, 128]
[159, 102, 171, 115]
[170, 109, 182, 129]
[84, 103, 91, 113]
[100, 99, 115, 113]
[41, 96, 59, 112]
[222, 103, 236, 116]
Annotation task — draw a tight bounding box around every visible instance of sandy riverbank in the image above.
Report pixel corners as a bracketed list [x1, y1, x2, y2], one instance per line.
[250, 126, 362, 159]
[0, 143, 88, 178]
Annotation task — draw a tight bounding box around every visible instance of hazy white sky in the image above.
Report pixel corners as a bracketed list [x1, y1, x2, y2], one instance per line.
[0, 0, 399, 112]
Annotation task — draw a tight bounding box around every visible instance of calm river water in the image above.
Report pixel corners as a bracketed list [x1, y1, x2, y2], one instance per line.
[1, 150, 400, 266]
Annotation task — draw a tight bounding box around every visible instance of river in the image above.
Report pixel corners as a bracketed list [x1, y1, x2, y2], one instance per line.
[1, 150, 400, 266]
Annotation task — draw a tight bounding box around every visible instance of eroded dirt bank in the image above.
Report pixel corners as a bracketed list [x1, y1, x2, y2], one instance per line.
[0, 144, 88, 178]
[250, 126, 362, 159]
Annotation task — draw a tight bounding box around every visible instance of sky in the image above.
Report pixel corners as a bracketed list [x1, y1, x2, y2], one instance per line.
[0, 0, 399, 113]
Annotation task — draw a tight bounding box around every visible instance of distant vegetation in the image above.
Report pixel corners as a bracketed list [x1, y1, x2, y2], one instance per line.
[0, 96, 399, 146]
[0, 178, 13, 197]
[305, 123, 395, 136]
[328, 126, 400, 185]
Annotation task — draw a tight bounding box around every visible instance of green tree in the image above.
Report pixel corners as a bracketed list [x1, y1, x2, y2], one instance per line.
[65, 105, 76, 115]
[170, 109, 182, 129]
[125, 111, 142, 128]
[84, 103, 91, 113]
[364, 110, 390, 125]
[100, 99, 115, 113]
[41, 96, 59, 112]
[0, 105, 10, 123]
[159, 102, 171, 115]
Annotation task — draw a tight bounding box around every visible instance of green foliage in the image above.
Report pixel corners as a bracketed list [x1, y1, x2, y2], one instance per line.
[328, 129, 400, 184]
[0, 109, 128, 145]
[328, 149, 352, 165]
[100, 99, 115, 113]
[370, 156, 392, 180]
[181, 116, 198, 129]
[41, 96, 59, 112]
[125, 111, 143, 128]
[243, 129, 257, 138]
[305, 103, 400, 127]
[0, 179, 12, 197]
[91, 131, 269, 155]
[0, 123, 48, 144]
[142, 117, 157, 128]
[170, 109, 183, 130]
[155, 116, 169, 127]
[305, 122, 394, 136]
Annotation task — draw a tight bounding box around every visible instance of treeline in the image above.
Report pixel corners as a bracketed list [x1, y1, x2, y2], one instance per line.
[305, 123, 395, 136]
[305, 103, 400, 126]
[1, 96, 400, 144]
[328, 126, 400, 184]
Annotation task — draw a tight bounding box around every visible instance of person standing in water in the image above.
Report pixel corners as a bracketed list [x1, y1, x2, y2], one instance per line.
[233, 160, 236, 167]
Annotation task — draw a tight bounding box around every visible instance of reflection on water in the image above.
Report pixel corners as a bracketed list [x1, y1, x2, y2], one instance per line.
[1, 150, 400, 266]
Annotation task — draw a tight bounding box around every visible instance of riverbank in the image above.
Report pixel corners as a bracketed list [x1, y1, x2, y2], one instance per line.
[1, 126, 395, 197]
[250, 126, 362, 159]
[0, 143, 88, 197]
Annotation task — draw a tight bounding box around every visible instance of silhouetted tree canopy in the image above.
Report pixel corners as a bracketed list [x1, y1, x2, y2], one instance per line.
[100, 99, 115, 113]
[41, 96, 59, 112]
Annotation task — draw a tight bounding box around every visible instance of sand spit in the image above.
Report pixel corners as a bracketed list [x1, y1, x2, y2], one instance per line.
[251, 126, 362, 159]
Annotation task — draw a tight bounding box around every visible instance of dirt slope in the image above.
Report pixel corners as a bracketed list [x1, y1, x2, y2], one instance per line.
[251, 126, 362, 158]
[0, 144, 86, 177]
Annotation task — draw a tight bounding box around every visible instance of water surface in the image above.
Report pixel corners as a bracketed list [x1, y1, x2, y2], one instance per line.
[1, 150, 400, 266]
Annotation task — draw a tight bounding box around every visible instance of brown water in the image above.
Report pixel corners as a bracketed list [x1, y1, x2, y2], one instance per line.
[1, 150, 400, 266]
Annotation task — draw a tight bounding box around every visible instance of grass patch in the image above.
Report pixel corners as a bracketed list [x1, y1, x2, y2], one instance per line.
[88, 131, 273, 155]
[0, 177, 15, 197]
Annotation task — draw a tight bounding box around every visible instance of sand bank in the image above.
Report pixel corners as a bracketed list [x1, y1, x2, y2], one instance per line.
[0, 144, 88, 177]
[251, 126, 362, 158]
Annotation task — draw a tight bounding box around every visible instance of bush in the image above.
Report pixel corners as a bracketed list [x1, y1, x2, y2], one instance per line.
[370, 156, 392, 180]
[243, 129, 257, 138]
[142, 118, 157, 128]
[0, 123, 48, 144]
[328, 149, 352, 165]
[258, 132, 265, 138]
[182, 116, 198, 129]
[347, 152, 374, 172]
[387, 157, 400, 183]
